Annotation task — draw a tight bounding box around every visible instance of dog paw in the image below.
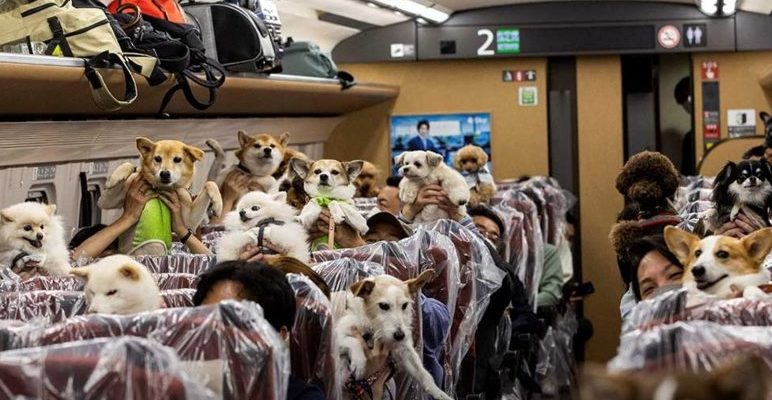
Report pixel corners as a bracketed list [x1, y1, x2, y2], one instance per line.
[743, 286, 768, 300]
[349, 350, 367, 380]
[106, 162, 135, 188]
[205, 182, 223, 217]
[430, 390, 452, 400]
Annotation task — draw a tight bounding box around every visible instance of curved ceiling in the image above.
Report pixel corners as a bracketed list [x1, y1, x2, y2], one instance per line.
[276, 0, 772, 52]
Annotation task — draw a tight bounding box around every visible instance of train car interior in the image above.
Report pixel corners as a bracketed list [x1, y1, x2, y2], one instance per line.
[1, 0, 771, 398]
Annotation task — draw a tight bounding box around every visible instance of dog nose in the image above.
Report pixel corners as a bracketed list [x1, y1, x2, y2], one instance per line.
[750, 177, 757, 184]
[692, 265, 706, 278]
[239, 210, 247, 217]
[393, 329, 405, 342]
[160, 170, 171, 180]
[36, 233, 43, 240]
[263, 148, 271, 156]
[320, 174, 329, 182]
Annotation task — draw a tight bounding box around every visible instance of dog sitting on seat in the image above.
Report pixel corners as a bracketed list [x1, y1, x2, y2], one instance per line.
[71, 255, 162, 315]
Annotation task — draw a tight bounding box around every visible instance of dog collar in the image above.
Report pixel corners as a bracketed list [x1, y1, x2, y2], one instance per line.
[236, 163, 251, 174]
[254, 218, 284, 254]
[313, 195, 342, 208]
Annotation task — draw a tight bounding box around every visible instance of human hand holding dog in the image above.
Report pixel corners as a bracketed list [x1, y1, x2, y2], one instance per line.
[714, 213, 764, 238]
[122, 178, 156, 223]
[402, 184, 443, 221]
[309, 210, 366, 248]
[238, 242, 284, 262]
[212, 171, 252, 224]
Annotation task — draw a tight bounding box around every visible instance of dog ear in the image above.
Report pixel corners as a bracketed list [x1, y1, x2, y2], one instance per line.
[350, 279, 375, 298]
[271, 191, 287, 203]
[715, 161, 737, 187]
[119, 264, 141, 281]
[394, 153, 405, 166]
[344, 160, 365, 181]
[44, 204, 56, 216]
[426, 151, 444, 168]
[0, 210, 12, 224]
[237, 131, 252, 148]
[478, 149, 489, 164]
[741, 228, 772, 264]
[136, 137, 155, 158]
[279, 132, 290, 147]
[759, 112, 770, 124]
[184, 145, 205, 162]
[406, 269, 435, 295]
[664, 226, 699, 265]
[290, 157, 310, 179]
[70, 267, 90, 280]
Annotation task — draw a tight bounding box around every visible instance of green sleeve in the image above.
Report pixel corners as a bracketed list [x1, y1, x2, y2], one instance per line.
[536, 244, 564, 308]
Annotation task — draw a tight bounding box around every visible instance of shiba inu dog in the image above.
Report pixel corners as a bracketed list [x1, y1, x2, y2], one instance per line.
[332, 270, 452, 400]
[396, 150, 470, 223]
[354, 161, 380, 198]
[581, 354, 769, 400]
[664, 226, 772, 299]
[706, 159, 772, 233]
[71, 255, 162, 314]
[206, 131, 290, 193]
[290, 158, 369, 237]
[216, 191, 310, 262]
[0, 202, 71, 276]
[98, 137, 222, 252]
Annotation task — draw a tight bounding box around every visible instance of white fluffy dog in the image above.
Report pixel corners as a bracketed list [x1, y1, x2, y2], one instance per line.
[396, 150, 470, 223]
[71, 255, 162, 314]
[332, 270, 452, 400]
[216, 191, 310, 262]
[0, 202, 71, 276]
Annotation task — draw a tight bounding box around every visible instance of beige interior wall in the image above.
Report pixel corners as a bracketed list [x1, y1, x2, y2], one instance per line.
[328, 59, 550, 181]
[693, 51, 772, 163]
[576, 55, 625, 362]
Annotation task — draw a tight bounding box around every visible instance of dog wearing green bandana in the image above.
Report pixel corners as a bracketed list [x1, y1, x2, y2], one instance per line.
[98, 137, 223, 254]
[291, 158, 369, 249]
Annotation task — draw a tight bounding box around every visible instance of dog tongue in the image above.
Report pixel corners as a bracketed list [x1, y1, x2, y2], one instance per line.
[31, 240, 42, 249]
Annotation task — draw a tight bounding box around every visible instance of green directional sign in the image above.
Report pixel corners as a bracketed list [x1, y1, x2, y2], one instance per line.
[496, 29, 521, 54]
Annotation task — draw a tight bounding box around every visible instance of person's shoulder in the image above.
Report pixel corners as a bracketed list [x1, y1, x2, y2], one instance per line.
[287, 375, 327, 400]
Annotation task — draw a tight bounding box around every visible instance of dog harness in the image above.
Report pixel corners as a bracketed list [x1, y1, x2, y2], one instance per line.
[343, 360, 395, 400]
[462, 167, 494, 189]
[11, 251, 29, 270]
[250, 218, 284, 254]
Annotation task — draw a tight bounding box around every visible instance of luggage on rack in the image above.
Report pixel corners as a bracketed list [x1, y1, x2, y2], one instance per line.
[281, 39, 357, 88]
[181, 0, 279, 73]
[0, 0, 140, 111]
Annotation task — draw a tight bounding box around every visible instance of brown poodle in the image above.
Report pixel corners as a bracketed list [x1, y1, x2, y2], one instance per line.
[454, 145, 496, 205]
[354, 161, 380, 198]
[615, 151, 680, 219]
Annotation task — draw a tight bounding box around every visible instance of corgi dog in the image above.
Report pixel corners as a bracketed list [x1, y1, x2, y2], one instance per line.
[0, 202, 71, 277]
[354, 161, 380, 198]
[396, 150, 470, 223]
[98, 137, 223, 252]
[71, 255, 162, 314]
[332, 271, 452, 400]
[664, 226, 772, 299]
[290, 158, 369, 237]
[581, 354, 769, 400]
[454, 145, 496, 205]
[706, 159, 772, 233]
[215, 191, 310, 262]
[206, 131, 290, 193]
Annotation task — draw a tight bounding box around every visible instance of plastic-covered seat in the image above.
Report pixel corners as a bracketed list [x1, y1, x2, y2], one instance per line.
[609, 321, 772, 373]
[286, 273, 340, 400]
[0, 274, 197, 293]
[36, 301, 289, 400]
[0, 290, 87, 323]
[623, 288, 772, 334]
[161, 289, 196, 308]
[0, 336, 212, 399]
[156, 273, 199, 290]
[136, 255, 214, 275]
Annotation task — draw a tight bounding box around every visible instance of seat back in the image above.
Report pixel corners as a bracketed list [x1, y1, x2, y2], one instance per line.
[136, 255, 214, 274]
[0, 290, 87, 323]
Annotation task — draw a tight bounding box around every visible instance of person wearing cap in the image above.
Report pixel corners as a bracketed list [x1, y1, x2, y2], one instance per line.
[377, 176, 402, 215]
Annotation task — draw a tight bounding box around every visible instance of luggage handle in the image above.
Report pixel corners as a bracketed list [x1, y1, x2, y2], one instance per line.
[84, 51, 139, 111]
[115, 3, 143, 32]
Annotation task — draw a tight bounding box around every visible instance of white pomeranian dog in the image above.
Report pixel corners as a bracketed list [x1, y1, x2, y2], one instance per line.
[71, 255, 162, 314]
[396, 150, 470, 223]
[0, 202, 71, 277]
[216, 191, 310, 262]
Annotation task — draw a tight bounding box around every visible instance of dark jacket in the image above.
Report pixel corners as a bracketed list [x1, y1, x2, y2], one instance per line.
[287, 375, 326, 400]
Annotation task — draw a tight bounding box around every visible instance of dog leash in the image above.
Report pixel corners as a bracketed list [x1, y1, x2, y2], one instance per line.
[343, 360, 396, 400]
[252, 218, 285, 254]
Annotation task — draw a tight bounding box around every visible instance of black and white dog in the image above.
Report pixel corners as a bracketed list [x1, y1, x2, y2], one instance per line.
[707, 159, 772, 232]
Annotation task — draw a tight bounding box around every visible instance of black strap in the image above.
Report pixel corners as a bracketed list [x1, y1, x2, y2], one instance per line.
[236, 163, 251, 174]
[11, 252, 29, 270]
[45, 17, 74, 57]
[255, 218, 284, 253]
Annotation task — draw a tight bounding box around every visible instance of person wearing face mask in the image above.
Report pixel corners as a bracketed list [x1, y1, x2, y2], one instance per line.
[192, 261, 326, 400]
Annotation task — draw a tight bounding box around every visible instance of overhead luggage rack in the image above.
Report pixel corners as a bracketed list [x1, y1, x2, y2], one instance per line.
[0, 53, 399, 118]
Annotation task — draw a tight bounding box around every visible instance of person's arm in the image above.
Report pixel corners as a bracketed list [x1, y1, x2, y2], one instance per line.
[209, 171, 251, 224]
[536, 245, 564, 308]
[400, 184, 443, 223]
[71, 178, 155, 260]
[159, 191, 212, 255]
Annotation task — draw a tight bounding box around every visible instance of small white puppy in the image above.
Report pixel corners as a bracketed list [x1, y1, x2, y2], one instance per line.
[71, 255, 162, 315]
[333, 270, 452, 400]
[0, 202, 71, 276]
[396, 150, 470, 223]
[290, 158, 369, 236]
[216, 191, 310, 262]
